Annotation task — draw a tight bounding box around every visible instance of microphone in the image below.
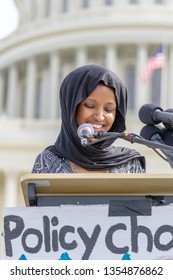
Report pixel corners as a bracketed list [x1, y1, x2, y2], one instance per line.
[162, 128, 173, 147]
[77, 123, 94, 146]
[140, 124, 170, 204]
[140, 124, 164, 142]
[139, 104, 173, 130]
[140, 124, 173, 169]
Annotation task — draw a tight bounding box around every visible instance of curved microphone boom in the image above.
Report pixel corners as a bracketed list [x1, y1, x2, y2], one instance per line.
[85, 129, 173, 152]
[78, 123, 173, 169]
[138, 103, 173, 130]
[77, 123, 94, 146]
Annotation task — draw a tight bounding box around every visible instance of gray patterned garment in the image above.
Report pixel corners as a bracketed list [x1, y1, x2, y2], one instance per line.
[32, 149, 145, 174]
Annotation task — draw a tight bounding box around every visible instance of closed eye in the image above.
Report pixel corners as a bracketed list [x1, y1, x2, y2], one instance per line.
[84, 103, 94, 109]
[105, 108, 116, 113]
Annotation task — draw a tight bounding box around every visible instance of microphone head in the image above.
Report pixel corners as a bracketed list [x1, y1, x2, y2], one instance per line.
[77, 123, 94, 139]
[138, 103, 163, 125]
[140, 124, 164, 140]
[162, 108, 173, 130]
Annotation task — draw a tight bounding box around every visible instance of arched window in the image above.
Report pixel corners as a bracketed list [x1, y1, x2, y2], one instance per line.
[151, 69, 161, 105]
[18, 80, 26, 118]
[0, 71, 8, 117]
[155, 0, 164, 4]
[35, 78, 43, 118]
[130, 0, 139, 4]
[82, 0, 90, 9]
[105, 0, 114, 6]
[62, 0, 69, 13]
[45, 0, 52, 17]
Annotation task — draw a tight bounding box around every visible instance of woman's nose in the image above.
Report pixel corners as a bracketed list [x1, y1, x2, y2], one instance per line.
[93, 109, 105, 121]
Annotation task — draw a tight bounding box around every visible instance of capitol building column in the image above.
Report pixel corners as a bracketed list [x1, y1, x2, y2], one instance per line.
[160, 44, 169, 110]
[6, 65, 18, 118]
[76, 47, 87, 67]
[51, 0, 62, 15]
[49, 52, 60, 119]
[3, 171, 18, 207]
[24, 57, 37, 118]
[160, 44, 168, 109]
[39, 68, 49, 119]
[23, 0, 32, 23]
[135, 44, 150, 110]
[0, 73, 5, 115]
[105, 45, 118, 72]
[36, 0, 46, 18]
[168, 44, 173, 106]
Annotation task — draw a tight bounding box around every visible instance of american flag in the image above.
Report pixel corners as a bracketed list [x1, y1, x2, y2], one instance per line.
[140, 46, 165, 83]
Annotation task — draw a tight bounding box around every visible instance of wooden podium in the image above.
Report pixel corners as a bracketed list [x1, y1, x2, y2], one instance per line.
[3, 173, 173, 260]
[20, 173, 173, 207]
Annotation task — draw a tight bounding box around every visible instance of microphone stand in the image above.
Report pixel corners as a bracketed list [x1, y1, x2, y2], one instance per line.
[85, 132, 173, 169]
[88, 132, 173, 151]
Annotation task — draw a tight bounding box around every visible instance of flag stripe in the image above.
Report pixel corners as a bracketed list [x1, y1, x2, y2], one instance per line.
[140, 46, 165, 83]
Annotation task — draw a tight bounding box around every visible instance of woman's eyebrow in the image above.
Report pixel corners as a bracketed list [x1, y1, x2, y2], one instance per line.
[86, 97, 116, 105]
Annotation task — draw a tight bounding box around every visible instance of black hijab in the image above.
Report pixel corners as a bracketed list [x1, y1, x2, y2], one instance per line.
[49, 64, 145, 170]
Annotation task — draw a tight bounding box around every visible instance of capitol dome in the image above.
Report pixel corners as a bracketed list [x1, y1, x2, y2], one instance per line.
[1, 0, 173, 258]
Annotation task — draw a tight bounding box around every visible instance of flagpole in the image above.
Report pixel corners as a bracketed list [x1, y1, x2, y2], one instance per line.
[160, 43, 167, 109]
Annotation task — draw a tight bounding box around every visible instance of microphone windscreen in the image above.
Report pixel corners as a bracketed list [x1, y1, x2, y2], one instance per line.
[138, 103, 162, 125]
[77, 123, 94, 138]
[140, 125, 164, 140]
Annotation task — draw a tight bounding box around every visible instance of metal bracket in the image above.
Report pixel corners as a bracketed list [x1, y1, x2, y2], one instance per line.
[27, 182, 37, 206]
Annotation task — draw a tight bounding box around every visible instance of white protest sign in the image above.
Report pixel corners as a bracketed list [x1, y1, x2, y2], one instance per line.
[3, 204, 173, 260]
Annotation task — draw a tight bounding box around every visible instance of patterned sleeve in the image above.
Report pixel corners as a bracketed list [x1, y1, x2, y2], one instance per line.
[32, 151, 145, 174]
[32, 153, 48, 173]
[112, 158, 145, 173]
[131, 158, 146, 173]
[31, 150, 71, 173]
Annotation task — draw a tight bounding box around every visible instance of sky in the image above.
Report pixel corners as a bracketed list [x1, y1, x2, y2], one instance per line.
[0, 0, 19, 39]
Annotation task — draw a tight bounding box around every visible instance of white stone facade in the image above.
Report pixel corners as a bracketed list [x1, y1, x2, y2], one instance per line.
[0, 0, 173, 258]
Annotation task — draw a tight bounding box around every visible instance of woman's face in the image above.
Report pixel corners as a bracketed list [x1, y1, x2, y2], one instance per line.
[76, 83, 117, 133]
